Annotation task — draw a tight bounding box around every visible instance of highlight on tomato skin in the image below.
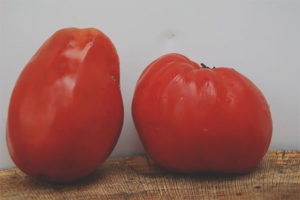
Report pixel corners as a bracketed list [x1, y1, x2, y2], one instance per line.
[132, 53, 272, 174]
[6, 28, 124, 182]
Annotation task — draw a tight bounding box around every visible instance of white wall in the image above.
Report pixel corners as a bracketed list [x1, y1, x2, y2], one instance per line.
[0, 0, 299, 169]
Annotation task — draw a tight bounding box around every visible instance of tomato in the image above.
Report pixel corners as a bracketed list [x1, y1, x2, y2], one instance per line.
[6, 28, 123, 182]
[132, 53, 272, 173]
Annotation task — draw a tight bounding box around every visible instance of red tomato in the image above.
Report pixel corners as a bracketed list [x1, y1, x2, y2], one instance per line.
[132, 53, 272, 173]
[6, 28, 123, 182]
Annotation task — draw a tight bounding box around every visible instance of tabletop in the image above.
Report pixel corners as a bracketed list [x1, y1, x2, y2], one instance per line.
[0, 150, 299, 199]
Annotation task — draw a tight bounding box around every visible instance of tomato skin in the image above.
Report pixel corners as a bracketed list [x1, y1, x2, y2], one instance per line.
[6, 28, 123, 182]
[132, 53, 272, 173]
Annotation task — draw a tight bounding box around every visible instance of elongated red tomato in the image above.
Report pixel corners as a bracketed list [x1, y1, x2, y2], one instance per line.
[6, 28, 123, 182]
[132, 53, 272, 173]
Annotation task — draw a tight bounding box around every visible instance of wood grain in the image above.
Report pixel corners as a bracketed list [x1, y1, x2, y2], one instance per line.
[0, 150, 299, 200]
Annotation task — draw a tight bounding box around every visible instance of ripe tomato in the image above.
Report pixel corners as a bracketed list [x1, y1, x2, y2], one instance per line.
[6, 28, 123, 182]
[132, 53, 272, 173]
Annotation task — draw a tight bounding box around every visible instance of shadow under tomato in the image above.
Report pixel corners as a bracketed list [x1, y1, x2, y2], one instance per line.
[145, 159, 259, 181]
[22, 167, 106, 190]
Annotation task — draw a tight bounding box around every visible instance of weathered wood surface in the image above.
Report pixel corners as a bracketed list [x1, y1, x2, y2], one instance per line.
[0, 150, 299, 200]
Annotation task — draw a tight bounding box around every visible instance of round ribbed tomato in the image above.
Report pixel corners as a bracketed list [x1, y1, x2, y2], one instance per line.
[132, 53, 272, 173]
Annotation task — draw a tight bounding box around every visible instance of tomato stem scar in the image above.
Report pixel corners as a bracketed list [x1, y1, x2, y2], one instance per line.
[200, 63, 215, 69]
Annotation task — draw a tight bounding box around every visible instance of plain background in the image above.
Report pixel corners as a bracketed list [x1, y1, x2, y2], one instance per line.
[0, 0, 299, 169]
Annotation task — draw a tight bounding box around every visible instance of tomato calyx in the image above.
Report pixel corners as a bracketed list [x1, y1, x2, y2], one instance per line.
[200, 63, 216, 70]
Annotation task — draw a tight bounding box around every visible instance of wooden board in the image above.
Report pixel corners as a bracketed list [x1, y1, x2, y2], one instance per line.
[0, 150, 299, 200]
